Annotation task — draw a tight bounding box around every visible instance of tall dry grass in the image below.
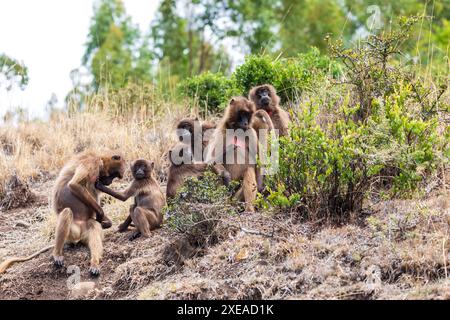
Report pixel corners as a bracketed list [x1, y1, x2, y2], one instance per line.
[0, 100, 192, 197]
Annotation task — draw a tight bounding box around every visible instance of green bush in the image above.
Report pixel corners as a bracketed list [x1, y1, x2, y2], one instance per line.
[180, 71, 235, 114]
[179, 48, 340, 110]
[259, 101, 366, 221]
[259, 84, 444, 221]
[168, 170, 236, 205]
[165, 171, 238, 247]
[233, 54, 278, 97]
[363, 84, 442, 194]
[326, 16, 431, 121]
[233, 48, 341, 104]
[258, 17, 447, 221]
[276, 48, 342, 102]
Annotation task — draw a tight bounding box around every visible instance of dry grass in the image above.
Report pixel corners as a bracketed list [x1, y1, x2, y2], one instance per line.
[0, 159, 448, 300]
[0, 175, 35, 210]
[136, 192, 449, 300]
[0, 102, 192, 198]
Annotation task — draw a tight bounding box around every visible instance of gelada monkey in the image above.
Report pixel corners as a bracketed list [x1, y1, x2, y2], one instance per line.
[176, 118, 216, 161]
[249, 84, 289, 136]
[167, 118, 229, 199]
[0, 151, 125, 276]
[207, 97, 259, 212]
[96, 159, 165, 240]
[166, 146, 230, 199]
[251, 109, 274, 192]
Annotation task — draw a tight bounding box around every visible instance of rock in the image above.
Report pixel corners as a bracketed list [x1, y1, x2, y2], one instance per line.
[15, 220, 30, 228]
[69, 281, 96, 299]
[235, 248, 249, 262]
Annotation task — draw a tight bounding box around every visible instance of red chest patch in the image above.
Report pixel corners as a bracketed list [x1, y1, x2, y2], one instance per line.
[231, 136, 246, 149]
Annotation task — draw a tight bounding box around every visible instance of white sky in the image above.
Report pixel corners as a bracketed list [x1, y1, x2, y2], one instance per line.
[0, 0, 160, 119]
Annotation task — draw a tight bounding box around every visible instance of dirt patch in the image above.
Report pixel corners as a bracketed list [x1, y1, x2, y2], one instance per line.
[0, 175, 36, 210]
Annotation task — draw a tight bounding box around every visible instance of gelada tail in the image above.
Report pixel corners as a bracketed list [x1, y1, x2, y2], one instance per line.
[0, 245, 54, 274]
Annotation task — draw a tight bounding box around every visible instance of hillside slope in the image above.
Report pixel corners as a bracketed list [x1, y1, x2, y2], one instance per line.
[0, 177, 448, 300]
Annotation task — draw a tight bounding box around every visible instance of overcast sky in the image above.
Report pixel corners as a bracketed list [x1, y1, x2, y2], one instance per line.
[0, 0, 160, 119]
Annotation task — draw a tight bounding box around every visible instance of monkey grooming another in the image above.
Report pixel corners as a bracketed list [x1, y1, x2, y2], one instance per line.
[251, 109, 274, 192]
[166, 146, 230, 199]
[249, 84, 290, 136]
[52, 151, 125, 276]
[166, 118, 230, 199]
[96, 159, 165, 240]
[176, 118, 216, 162]
[1, 151, 125, 275]
[207, 97, 259, 212]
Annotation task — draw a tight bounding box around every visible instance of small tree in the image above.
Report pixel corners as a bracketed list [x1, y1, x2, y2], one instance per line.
[0, 53, 28, 91]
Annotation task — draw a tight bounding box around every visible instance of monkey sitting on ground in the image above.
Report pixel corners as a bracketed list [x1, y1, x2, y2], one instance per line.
[0, 151, 126, 276]
[206, 97, 259, 212]
[251, 109, 274, 192]
[166, 146, 230, 199]
[175, 117, 216, 162]
[96, 159, 165, 240]
[166, 118, 230, 199]
[249, 84, 290, 136]
[51, 151, 125, 276]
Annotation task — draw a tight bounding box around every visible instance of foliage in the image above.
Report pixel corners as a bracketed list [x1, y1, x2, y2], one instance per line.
[83, 0, 137, 65]
[232, 48, 341, 103]
[179, 48, 340, 110]
[165, 171, 238, 247]
[67, 0, 449, 109]
[280, 0, 350, 54]
[151, 0, 189, 78]
[260, 84, 445, 220]
[168, 171, 239, 209]
[83, 0, 152, 90]
[233, 55, 278, 96]
[363, 85, 443, 194]
[259, 102, 366, 221]
[225, 0, 279, 54]
[151, 0, 232, 88]
[327, 16, 422, 120]
[341, 0, 450, 67]
[259, 17, 448, 220]
[180, 71, 236, 114]
[91, 25, 134, 88]
[275, 48, 342, 102]
[425, 17, 450, 77]
[0, 53, 29, 91]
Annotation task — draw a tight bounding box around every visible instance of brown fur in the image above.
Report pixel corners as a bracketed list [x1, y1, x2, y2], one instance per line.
[251, 109, 274, 192]
[176, 118, 216, 161]
[208, 97, 258, 212]
[166, 118, 229, 199]
[0, 151, 125, 274]
[52, 150, 125, 276]
[166, 146, 230, 199]
[252, 109, 274, 133]
[166, 150, 209, 199]
[249, 84, 289, 136]
[96, 159, 165, 240]
[0, 245, 54, 274]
